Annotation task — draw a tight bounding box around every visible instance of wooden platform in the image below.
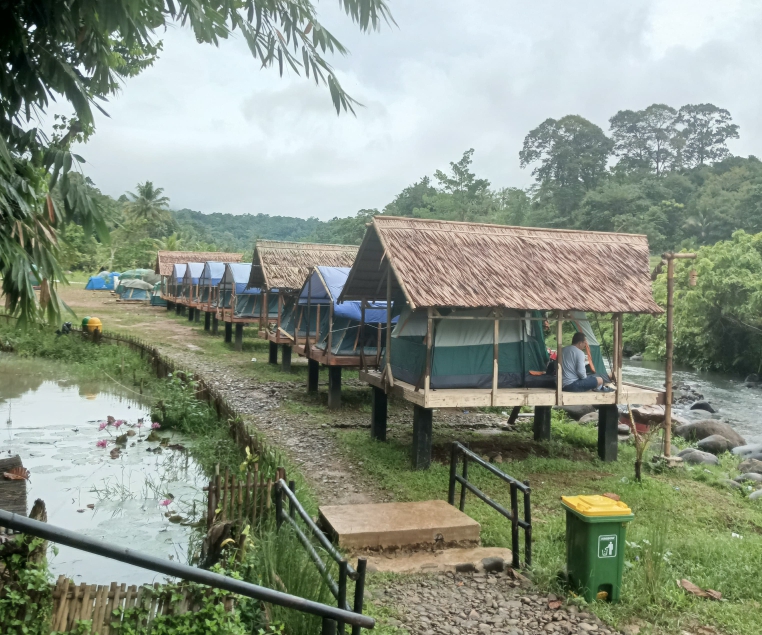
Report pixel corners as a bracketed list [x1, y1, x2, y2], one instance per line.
[319, 500, 480, 549]
[360, 370, 664, 409]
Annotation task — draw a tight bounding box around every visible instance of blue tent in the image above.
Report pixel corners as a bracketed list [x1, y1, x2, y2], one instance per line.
[294, 266, 393, 356]
[85, 271, 120, 291]
[169, 264, 187, 298]
[219, 263, 261, 318]
[181, 262, 204, 301]
[198, 262, 227, 305]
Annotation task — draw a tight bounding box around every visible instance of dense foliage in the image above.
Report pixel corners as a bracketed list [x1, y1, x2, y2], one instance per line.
[1, 0, 392, 322]
[625, 231, 762, 374]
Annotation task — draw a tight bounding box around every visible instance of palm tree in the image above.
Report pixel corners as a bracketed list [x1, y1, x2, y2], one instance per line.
[126, 182, 170, 223]
[156, 233, 183, 251]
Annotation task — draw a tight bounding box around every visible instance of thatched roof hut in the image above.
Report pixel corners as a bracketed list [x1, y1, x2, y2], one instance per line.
[247, 240, 359, 292]
[339, 217, 662, 314]
[154, 251, 242, 277]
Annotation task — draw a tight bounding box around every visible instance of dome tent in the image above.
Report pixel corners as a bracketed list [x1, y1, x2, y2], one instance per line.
[118, 279, 153, 301]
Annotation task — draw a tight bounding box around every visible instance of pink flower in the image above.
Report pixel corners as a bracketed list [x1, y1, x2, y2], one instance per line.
[114, 420, 124, 429]
[151, 422, 161, 430]
[160, 499, 172, 507]
[96, 439, 108, 448]
[107, 416, 115, 425]
[98, 422, 108, 431]
[136, 422, 143, 429]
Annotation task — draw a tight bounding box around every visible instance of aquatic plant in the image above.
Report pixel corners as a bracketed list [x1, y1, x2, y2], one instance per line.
[96, 439, 107, 448]
[98, 422, 107, 431]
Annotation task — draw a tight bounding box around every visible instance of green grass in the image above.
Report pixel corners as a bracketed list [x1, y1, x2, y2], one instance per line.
[333, 413, 762, 635]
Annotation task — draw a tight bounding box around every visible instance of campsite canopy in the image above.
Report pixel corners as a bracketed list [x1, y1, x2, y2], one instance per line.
[150, 282, 167, 306]
[198, 262, 227, 305]
[247, 240, 358, 292]
[119, 279, 153, 301]
[85, 272, 119, 290]
[154, 251, 243, 277]
[219, 263, 261, 317]
[339, 216, 660, 389]
[120, 269, 160, 285]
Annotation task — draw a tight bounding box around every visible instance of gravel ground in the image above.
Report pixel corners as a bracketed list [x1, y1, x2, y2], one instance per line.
[374, 568, 624, 635]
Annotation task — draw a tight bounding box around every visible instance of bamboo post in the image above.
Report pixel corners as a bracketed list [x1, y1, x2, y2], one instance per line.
[385, 264, 394, 388]
[424, 308, 433, 401]
[221, 468, 229, 521]
[277, 293, 282, 335]
[663, 252, 696, 458]
[327, 303, 334, 355]
[491, 315, 499, 407]
[306, 269, 312, 351]
[612, 313, 620, 403]
[556, 315, 563, 406]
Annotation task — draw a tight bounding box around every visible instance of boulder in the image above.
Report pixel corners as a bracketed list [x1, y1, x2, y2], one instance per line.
[720, 479, 743, 490]
[750, 490, 762, 501]
[618, 423, 631, 435]
[481, 557, 505, 573]
[697, 434, 734, 455]
[629, 354, 643, 361]
[734, 473, 762, 483]
[578, 412, 599, 424]
[690, 401, 716, 414]
[732, 443, 762, 456]
[560, 405, 595, 421]
[744, 374, 760, 384]
[738, 458, 762, 475]
[677, 448, 719, 465]
[631, 405, 665, 424]
[674, 420, 746, 447]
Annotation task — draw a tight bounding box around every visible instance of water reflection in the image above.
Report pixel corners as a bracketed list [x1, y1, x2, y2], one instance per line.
[0, 354, 207, 585]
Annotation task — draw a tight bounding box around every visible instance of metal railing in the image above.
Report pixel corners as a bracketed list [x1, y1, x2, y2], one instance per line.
[0, 509, 374, 633]
[274, 479, 367, 635]
[448, 441, 532, 568]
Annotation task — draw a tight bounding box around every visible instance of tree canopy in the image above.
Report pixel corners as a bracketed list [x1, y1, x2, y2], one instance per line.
[0, 0, 392, 322]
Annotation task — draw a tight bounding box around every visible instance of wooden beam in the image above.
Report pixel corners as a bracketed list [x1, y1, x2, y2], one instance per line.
[491, 317, 499, 407]
[425, 307, 433, 398]
[385, 263, 394, 388]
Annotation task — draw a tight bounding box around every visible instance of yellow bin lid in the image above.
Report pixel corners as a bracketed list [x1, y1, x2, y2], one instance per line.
[561, 495, 632, 517]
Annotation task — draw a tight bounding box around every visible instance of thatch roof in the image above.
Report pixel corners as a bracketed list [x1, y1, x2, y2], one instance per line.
[248, 240, 358, 291]
[154, 251, 243, 276]
[339, 217, 662, 314]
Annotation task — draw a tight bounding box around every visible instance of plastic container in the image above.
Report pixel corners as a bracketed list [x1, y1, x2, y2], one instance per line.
[562, 495, 634, 603]
[85, 317, 102, 333]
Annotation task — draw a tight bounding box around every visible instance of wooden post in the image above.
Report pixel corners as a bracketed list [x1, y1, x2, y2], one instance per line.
[360, 301, 366, 369]
[327, 303, 334, 356]
[385, 264, 394, 388]
[425, 308, 433, 401]
[261, 291, 268, 332]
[277, 292, 282, 334]
[306, 270, 312, 352]
[268, 341, 278, 365]
[308, 359, 320, 393]
[281, 345, 292, 372]
[204, 311, 211, 331]
[598, 405, 619, 462]
[533, 406, 551, 441]
[663, 252, 696, 458]
[212, 314, 219, 335]
[556, 315, 564, 406]
[371, 386, 388, 441]
[224, 321, 232, 343]
[491, 315, 499, 407]
[328, 366, 342, 409]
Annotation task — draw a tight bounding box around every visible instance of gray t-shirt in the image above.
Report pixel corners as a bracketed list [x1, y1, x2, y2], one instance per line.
[561, 345, 587, 387]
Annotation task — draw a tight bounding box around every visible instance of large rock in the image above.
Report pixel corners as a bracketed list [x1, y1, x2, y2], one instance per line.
[677, 448, 720, 465]
[690, 400, 716, 413]
[732, 443, 762, 457]
[631, 405, 665, 424]
[674, 420, 746, 447]
[578, 412, 599, 424]
[560, 405, 595, 421]
[734, 473, 762, 484]
[750, 490, 762, 501]
[738, 458, 762, 475]
[697, 434, 734, 455]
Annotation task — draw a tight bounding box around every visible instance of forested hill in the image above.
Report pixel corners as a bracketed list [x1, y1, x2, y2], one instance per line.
[172, 209, 321, 252]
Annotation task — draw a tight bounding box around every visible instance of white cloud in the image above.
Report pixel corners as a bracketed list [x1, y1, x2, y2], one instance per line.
[71, 1, 762, 220]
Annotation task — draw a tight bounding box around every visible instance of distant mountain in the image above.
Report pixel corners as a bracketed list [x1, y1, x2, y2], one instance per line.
[172, 208, 323, 252]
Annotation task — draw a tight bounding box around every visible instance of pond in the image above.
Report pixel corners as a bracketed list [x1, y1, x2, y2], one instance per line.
[0, 355, 207, 585]
[623, 360, 762, 445]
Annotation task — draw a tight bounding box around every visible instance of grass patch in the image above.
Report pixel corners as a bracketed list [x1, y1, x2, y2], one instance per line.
[334, 413, 762, 635]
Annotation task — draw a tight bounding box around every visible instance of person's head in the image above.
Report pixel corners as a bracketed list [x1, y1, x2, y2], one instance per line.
[571, 332, 587, 349]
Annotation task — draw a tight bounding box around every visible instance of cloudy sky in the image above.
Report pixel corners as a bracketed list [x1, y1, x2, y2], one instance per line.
[70, 0, 762, 220]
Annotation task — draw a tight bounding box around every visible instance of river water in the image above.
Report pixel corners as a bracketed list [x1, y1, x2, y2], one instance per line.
[0, 355, 207, 585]
[622, 360, 762, 445]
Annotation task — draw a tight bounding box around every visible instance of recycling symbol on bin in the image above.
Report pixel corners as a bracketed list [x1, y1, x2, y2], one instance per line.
[598, 535, 617, 558]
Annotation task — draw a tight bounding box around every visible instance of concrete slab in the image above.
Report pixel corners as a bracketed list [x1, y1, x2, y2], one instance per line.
[360, 547, 512, 574]
[319, 500, 480, 549]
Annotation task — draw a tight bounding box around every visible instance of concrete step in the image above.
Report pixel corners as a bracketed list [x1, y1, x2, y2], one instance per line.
[319, 500, 480, 550]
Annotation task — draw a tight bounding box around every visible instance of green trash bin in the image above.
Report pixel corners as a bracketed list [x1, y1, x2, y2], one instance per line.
[562, 495, 634, 603]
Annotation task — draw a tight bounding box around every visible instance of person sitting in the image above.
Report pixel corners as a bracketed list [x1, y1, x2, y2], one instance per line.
[562, 332, 611, 392]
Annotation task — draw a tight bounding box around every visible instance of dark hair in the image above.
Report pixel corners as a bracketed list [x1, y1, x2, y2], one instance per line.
[571, 332, 586, 345]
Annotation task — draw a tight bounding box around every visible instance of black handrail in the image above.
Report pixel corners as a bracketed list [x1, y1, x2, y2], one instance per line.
[448, 441, 532, 568]
[0, 509, 374, 631]
[274, 479, 368, 635]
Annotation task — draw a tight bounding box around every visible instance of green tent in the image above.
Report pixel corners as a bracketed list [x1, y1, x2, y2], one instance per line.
[150, 282, 167, 306]
[569, 311, 611, 382]
[387, 307, 550, 389]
